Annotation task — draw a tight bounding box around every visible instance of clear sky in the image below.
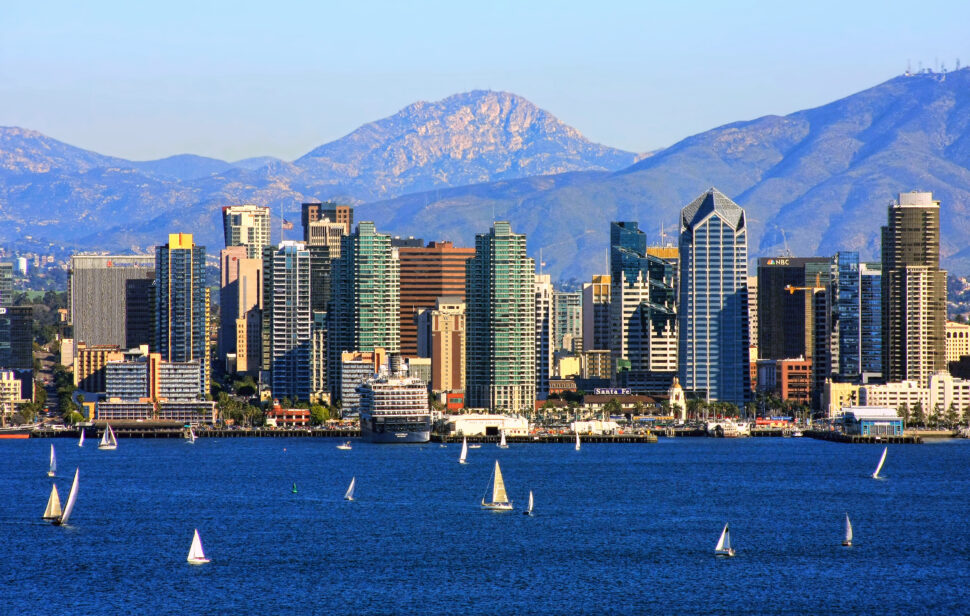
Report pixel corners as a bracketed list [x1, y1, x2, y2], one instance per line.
[2, 0, 968, 162]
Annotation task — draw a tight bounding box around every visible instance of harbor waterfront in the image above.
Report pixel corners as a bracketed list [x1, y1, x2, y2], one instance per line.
[4, 437, 970, 615]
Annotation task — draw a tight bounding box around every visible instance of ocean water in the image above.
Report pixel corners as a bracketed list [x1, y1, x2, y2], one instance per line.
[2, 436, 969, 615]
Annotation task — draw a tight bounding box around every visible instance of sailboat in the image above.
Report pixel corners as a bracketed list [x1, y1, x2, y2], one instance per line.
[523, 490, 534, 516]
[187, 529, 210, 565]
[78, 429, 85, 447]
[47, 444, 56, 477]
[481, 460, 513, 511]
[497, 430, 508, 449]
[42, 484, 62, 520]
[714, 523, 735, 557]
[344, 476, 356, 501]
[336, 441, 352, 450]
[575, 432, 581, 451]
[842, 513, 853, 547]
[291, 482, 298, 494]
[872, 446, 888, 479]
[185, 427, 196, 444]
[459, 437, 468, 464]
[98, 424, 118, 450]
[51, 468, 79, 526]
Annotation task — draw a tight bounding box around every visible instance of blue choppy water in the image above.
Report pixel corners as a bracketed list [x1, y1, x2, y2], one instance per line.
[1, 436, 968, 615]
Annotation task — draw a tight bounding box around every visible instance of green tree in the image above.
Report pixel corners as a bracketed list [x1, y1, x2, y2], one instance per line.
[233, 376, 258, 398]
[63, 411, 84, 425]
[897, 403, 911, 425]
[944, 403, 959, 429]
[928, 404, 942, 429]
[309, 403, 327, 426]
[603, 398, 622, 419]
[19, 402, 41, 423]
[911, 402, 925, 428]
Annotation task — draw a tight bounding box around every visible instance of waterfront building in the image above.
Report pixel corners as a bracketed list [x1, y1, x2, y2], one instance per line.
[222, 205, 270, 259]
[822, 380, 862, 418]
[582, 274, 611, 352]
[882, 191, 947, 384]
[155, 234, 209, 396]
[465, 222, 535, 411]
[262, 242, 311, 401]
[0, 370, 27, 418]
[756, 357, 812, 405]
[444, 413, 530, 437]
[677, 188, 751, 407]
[837, 407, 903, 436]
[219, 246, 262, 372]
[417, 297, 466, 393]
[945, 321, 970, 363]
[302, 202, 353, 239]
[69, 255, 155, 351]
[328, 222, 400, 400]
[855, 371, 970, 416]
[398, 241, 475, 358]
[553, 290, 582, 352]
[340, 349, 388, 414]
[535, 273, 554, 400]
[73, 343, 125, 392]
[610, 222, 678, 386]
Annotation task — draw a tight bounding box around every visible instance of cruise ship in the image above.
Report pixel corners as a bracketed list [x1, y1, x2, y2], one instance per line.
[357, 374, 431, 443]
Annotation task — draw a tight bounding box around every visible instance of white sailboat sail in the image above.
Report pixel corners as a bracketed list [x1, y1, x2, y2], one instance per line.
[54, 468, 79, 525]
[48, 444, 56, 477]
[498, 430, 508, 448]
[715, 523, 734, 556]
[459, 437, 468, 464]
[575, 432, 581, 451]
[42, 484, 62, 520]
[187, 427, 196, 444]
[872, 446, 887, 478]
[526, 490, 534, 515]
[99, 424, 118, 450]
[78, 429, 85, 447]
[844, 513, 853, 545]
[344, 477, 356, 501]
[187, 529, 210, 564]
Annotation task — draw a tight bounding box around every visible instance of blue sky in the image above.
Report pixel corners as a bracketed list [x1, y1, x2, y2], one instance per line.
[2, 0, 968, 161]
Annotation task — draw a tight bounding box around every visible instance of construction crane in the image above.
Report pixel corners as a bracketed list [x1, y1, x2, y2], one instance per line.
[785, 272, 824, 295]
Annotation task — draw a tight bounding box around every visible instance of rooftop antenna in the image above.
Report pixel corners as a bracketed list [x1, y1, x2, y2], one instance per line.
[957, 58, 961, 71]
[781, 228, 793, 257]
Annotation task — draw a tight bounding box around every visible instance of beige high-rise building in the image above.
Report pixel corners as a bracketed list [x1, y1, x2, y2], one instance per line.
[582, 275, 611, 352]
[535, 274, 554, 400]
[219, 246, 262, 374]
[424, 297, 465, 392]
[881, 191, 947, 384]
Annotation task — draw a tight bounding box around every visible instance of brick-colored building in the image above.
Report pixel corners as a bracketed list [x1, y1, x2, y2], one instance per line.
[398, 241, 475, 358]
[74, 343, 125, 392]
[756, 357, 812, 405]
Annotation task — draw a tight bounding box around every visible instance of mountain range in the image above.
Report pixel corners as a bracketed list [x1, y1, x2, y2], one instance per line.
[3, 70, 970, 281]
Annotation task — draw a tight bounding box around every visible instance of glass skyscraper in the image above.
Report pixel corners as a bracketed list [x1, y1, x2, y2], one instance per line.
[265, 241, 311, 401]
[677, 189, 750, 407]
[832, 251, 883, 380]
[465, 222, 535, 411]
[155, 234, 208, 397]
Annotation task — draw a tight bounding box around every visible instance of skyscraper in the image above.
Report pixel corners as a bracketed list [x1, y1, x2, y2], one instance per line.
[465, 222, 535, 411]
[881, 191, 946, 384]
[582, 274, 611, 352]
[155, 234, 209, 396]
[328, 222, 400, 399]
[417, 297, 466, 392]
[757, 256, 831, 360]
[219, 246, 262, 373]
[535, 274, 554, 400]
[70, 255, 155, 350]
[0, 263, 12, 307]
[677, 188, 750, 407]
[553, 290, 582, 352]
[306, 216, 346, 314]
[398, 241, 475, 358]
[610, 222, 678, 382]
[831, 252, 883, 381]
[265, 242, 311, 401]
[222, 205, 271, 258]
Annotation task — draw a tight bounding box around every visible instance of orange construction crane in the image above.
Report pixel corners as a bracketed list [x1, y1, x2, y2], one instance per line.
[785, 272, 824, 295]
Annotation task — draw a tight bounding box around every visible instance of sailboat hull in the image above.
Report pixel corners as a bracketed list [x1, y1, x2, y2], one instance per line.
[47, 471, 55, 477]
[98, 444, 117, 450]
[714, 549, 735, 557]
[842, 540, 852, 547]
[481, 502, 513, 511]
[187, 557, 210, 565]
